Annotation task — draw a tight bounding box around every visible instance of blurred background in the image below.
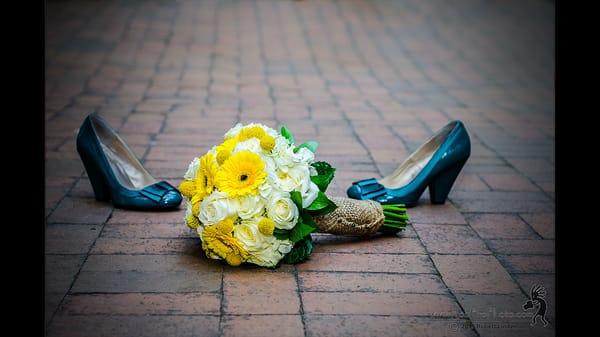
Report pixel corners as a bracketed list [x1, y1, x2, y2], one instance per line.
[46, 0, 554, 336]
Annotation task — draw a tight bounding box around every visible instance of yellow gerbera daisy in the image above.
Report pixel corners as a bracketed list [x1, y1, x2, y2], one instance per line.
[215, 151, 267, 197]
[179, 152, 218, 206]
[199, 152, 218, 193]
[238, 126, 266, 141]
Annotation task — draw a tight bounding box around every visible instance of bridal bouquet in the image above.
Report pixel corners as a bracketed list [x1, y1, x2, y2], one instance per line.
[180, 123, 409, 267]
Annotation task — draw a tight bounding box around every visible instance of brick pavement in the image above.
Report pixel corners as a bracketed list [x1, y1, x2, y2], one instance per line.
[45, 0, 555, 336]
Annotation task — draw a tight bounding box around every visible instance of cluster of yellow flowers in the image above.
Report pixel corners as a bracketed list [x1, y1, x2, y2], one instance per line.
[180, 123, 320, 267]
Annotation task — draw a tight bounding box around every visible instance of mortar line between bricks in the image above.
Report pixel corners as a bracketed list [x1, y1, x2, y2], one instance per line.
[294, 265, 309, 337]
[311, 6, 380, 178]
[46, 2, 107, 118]
[46, 206, 114, 330]
[410, 217, 481, 337]
[462, 213, 554, 306]
[50, 312, 472, 319]
[218, 268, 225, 335]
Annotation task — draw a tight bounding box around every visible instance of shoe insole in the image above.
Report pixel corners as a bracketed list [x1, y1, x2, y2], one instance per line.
[93, 118, 157, 190]
[378, 122, 455, 189]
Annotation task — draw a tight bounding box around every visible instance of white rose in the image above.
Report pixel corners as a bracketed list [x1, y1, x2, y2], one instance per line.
[302, 181, 320, 208]
[247, 244, 285, 267]
[224, 123, 243, 139]
[184, 157, 200, 180]
[234, 221, 268, 252]
[234, 138, 262, 154]
[275, 165, 311, 193]
[267, 193, 299, 229]
[199, 191, 235, 225]
[258, 180, 274, 201]
[233, 194, 265, 220]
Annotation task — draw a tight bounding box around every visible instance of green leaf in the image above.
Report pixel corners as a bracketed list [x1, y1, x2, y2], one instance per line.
[280, 126, 295, 145]
[305, 191, 334, 211]
[312, 161, 336, 177]
[301, 212, 316, 227]
[289, 220, 316, 243]
[293, 141, 319, 153]
[273, 228, 291, 240]
[306, 191, 337, 216]
[310, 161, 336, 192]
[289, 191, 303, 210]
[283, 235, 314, 264]
[310, 175, 331, 192]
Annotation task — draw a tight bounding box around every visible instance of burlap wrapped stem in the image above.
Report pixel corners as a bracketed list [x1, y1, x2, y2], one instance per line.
[313, 196, 408, 236]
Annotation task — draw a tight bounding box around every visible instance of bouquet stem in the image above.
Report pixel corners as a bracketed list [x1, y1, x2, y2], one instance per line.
[379, 204, 409, 234]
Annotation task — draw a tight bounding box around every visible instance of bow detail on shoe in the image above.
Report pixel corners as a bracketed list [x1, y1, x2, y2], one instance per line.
[351, 178, 387, 200]
[139, 181, 179, 203]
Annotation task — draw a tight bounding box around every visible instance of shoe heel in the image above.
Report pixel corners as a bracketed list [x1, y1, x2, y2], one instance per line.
[79, 151, 111, 202]
[428, 160, 466, 204]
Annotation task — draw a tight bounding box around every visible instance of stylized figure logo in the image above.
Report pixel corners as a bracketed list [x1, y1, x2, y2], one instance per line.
[522, 284, 548, 327]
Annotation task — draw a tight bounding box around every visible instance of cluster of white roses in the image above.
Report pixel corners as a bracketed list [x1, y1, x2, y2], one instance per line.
[182, 123, 320, 267]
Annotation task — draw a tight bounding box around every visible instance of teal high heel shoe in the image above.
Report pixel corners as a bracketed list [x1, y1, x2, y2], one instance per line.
[76, 113, 182, 210]
[347, 120, 470, 207]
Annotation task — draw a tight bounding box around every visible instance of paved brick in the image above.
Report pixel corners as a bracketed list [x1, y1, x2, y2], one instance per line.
[467, 214, 539, 239]
[47, 197, 112, 224]
[108, 208, 185, 224]
[519, 213, 555, 239]
[453, 174, 491, 192]
[407, 204, 467, 225]
[456, 294, 554, 337]
[90, 238, 200, 254]
[222, 315, 304, 337]
[48, 315, 220, 337]
[305, 315, 478, 337]
[312, 235, 426, 254]
[73, 270, 221, 293]
[46, 158, 85, 177]
[486, 240, 554, 255]
[46, 254, 86, 293]
[414, 224, 490, 254]
[497, 255, 555, 274]
[479, 173, 540, 192]
[46, 224, 101, 254]
[60, 293, 220, 315]
[223, 270, 300, 314]
[80, 254, 222, 272]
[452, 197, 554, 213]
[298, 272, 448, 294]
[431, 255, 521, 294]
[302, 292, 461, 316]
[46, 292, 64, 326]
[298, 253, 436, 274]
[101, 223, 195, 238]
